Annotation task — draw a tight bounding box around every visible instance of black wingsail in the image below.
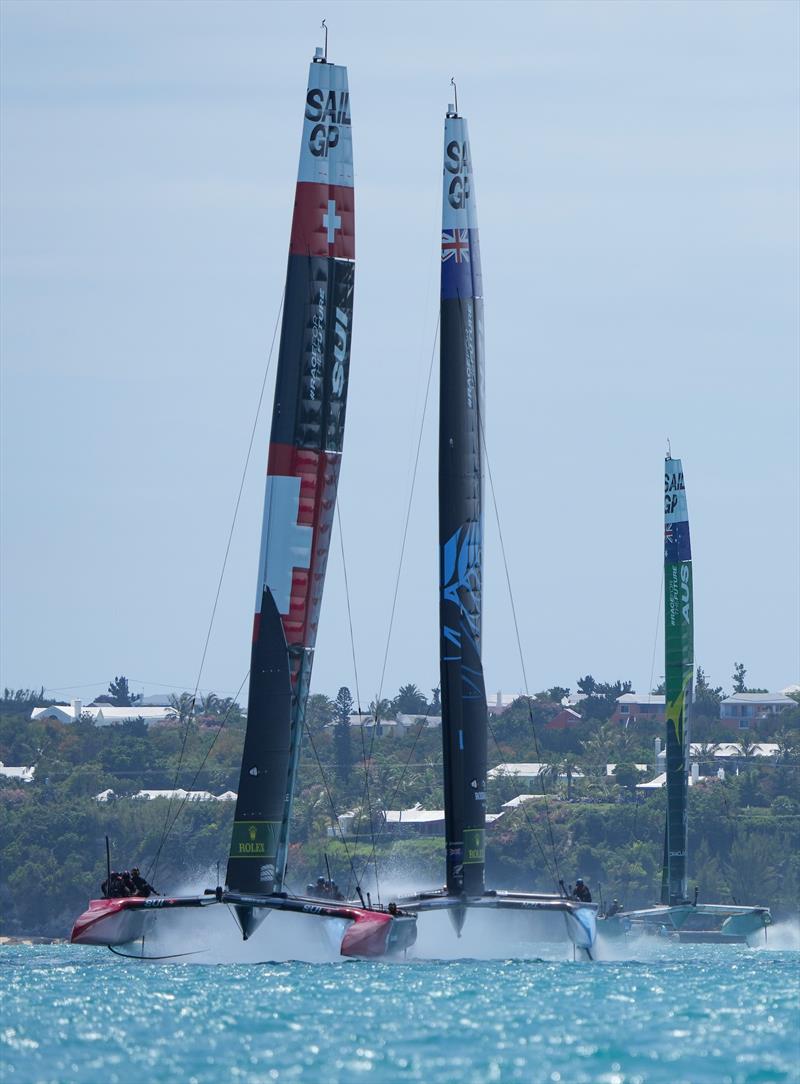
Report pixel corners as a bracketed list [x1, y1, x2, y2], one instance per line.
[439, 102, 487, 899]
[225, 50, 355, 937]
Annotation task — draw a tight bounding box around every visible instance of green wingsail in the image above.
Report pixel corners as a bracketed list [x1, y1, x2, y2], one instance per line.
[662, 458, 693, 905]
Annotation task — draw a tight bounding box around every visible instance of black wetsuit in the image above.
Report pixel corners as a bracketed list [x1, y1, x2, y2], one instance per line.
[130, 873, 157, 897]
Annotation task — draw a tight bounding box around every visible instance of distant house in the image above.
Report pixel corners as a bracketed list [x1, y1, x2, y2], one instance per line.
[612, 694, 665, 725]
[545, 707, 582, 731]
[487, 692, 521, 716]
[383, 805, 446, 836]
[31, 699, 176, 727]
[133, 789, 221, 801]
[346, 713, 441, 737]
[719, 692, 795, 730]
[488, 763, 550, 784]
[0, 762, 35, 783]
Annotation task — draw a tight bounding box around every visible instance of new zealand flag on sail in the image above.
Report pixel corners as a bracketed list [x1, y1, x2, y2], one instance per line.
[441, 228, 482, 300]
[664, 520, 691, 563]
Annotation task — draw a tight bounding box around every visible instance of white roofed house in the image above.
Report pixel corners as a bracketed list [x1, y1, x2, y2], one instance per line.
[30, 699, 176, 727]
[611, 694, 665, 725]
[719, 691, 796, 731]
[382, 804, 446, 837]
[0, 762, 35, 783]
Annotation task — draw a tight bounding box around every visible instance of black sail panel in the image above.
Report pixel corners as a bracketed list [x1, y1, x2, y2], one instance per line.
[226, 588, 292, 894]
[439, 106, 487, 897]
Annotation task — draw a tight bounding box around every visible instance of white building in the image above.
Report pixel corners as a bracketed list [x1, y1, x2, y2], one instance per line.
[0, 761, 35, 783]
[720, 692, 796, 728]
[31, 699, 176, 727]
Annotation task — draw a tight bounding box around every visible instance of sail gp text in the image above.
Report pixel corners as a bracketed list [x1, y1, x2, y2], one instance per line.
[445, 140, 472, 209]
[305, 88, 351, 157]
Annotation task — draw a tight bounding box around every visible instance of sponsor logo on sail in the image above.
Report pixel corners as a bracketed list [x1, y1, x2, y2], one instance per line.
[332, 307, 348, 397]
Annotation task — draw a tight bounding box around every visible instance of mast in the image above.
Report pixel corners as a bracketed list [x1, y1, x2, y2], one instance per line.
[439, 97, 487, 901]
[661, 456, 693, 905]
[226, 47, 355, 936]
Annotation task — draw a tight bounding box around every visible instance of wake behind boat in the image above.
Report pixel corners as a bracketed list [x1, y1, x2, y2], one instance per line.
[395, 96, 596, 956]
[599, 456, 771, 947]
[70, 40, 415, 962]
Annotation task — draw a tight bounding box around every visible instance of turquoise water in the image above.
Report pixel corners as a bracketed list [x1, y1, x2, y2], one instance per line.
[2, 944, 798, 1083]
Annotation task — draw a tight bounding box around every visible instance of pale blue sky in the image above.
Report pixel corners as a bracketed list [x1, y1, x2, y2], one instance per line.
[2, 0, 798, 707]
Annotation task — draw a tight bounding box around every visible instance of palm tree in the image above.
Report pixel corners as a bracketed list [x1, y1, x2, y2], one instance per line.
[168, 692, 196, 726]
[368, 697, 393, 721]
[200, 692, 219, 717]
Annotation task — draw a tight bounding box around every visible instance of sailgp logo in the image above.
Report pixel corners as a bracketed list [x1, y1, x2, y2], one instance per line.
[305, 87, 351, 158]
[445, 139, 472, 210]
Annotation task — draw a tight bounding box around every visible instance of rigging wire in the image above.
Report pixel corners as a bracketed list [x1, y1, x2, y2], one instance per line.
[334, 502, 380, 899]
[353, 714, 431, 885]
[485, 713, 559, 885]
[479, 416, 564, 890]
[302, 721, 363, 893]
[648, 573, 665, 697]
[144, 671, 250, 883]
[346, 315, 440, 898]
[375, 315, 439, 709]
[149, 288, 285, 881]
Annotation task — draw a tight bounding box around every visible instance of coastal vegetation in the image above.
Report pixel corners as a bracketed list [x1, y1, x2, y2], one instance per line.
[1, 677, 798, 936]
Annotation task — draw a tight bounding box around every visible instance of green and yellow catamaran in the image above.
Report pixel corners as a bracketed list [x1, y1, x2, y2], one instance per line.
[605, 454, 771, 944]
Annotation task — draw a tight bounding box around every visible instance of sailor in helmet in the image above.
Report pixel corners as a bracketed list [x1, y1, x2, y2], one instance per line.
[573, 878, 592, 903]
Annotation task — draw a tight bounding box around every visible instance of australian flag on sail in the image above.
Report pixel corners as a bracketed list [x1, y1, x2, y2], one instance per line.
[664, 520, 691, 563]
[441, 228, 482, 301]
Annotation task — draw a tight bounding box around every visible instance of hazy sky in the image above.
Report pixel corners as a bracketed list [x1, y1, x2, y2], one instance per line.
[2, 0, 798, 709]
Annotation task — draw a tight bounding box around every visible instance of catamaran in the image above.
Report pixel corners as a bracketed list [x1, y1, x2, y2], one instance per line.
[394, 97, 597, 955]
[600, 455, 771, 945]
[71, 43, 416, 961]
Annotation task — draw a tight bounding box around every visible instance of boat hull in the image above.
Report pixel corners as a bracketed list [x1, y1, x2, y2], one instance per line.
[70, 896, 213, 946]
[398, 891, 598, 952]
[71, 899, 150, 945]
[71, 893, 417, 959]
[603, 902, 772, 946]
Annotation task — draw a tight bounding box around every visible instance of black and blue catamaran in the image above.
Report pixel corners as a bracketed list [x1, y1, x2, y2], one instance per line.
[398, 97, 597, 953]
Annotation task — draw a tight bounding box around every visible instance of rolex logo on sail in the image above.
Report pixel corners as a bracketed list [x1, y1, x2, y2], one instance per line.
[239, 823, 265, 855]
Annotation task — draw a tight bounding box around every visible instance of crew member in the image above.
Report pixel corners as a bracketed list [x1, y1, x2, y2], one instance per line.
[101, 871, 126, 898]
[606, 898, 623, 917]
[130, 867, 158, 897]
[573, 878, 592, 903]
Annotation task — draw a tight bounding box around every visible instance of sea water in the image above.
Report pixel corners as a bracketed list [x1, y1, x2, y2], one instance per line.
[1, 942, 798, 1084]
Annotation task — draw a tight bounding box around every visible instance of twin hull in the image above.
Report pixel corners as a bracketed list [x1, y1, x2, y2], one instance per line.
[70, 896, 415, 960]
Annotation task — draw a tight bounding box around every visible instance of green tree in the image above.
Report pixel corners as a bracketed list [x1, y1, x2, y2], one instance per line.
[305, 694, 335, 735]
[367, 697, 393, 721]
[333, 687, 354, 787]
[732, 663, 747, 694]
[614, 762, 644, 793]
[695, 667, 724, 716]
[393, 684, 428, 715]
[724, 832, 778, 904]
[108, 676, 137, 707]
